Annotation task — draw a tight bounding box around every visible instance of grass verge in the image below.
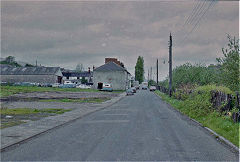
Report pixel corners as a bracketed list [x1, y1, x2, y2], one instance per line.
[0, 108, 71, 115]
[155, 90, 239, 147]
[0, 85, 124, 97]
[0, 108, 71, 129]
[40, 97, 110, 103]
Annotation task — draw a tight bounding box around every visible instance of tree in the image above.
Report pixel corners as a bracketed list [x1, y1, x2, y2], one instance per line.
[216, 35, 239, 91]
[81, 77, 88, 84]
[135, 56, 144, 83]
[25, 63, 34, 67]
[76, 63, 84, 72]
[148, 79, 156, 86]
[5, 56, 15, 63]
[0, 56, 21, 67]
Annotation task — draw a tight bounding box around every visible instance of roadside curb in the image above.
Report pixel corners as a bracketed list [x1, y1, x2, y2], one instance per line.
[0, 92, 126, 152]
[154, 92, 239, 153]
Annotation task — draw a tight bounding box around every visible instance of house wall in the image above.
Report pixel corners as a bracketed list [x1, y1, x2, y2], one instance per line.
[93, 71, 128, 90]
[0, 75, 59, 84]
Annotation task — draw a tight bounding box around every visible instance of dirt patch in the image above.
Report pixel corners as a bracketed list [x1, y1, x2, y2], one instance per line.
[0, 108, 71, 129]
[1, 91, 119, 102]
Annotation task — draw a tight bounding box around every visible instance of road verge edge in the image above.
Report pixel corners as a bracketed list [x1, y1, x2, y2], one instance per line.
[1, 92, 126, 152]
[154, 92, 239, 153]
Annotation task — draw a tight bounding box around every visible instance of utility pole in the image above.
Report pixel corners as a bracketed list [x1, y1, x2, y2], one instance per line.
[148, 69, 149, 81]
[169, 33, 173, 97]
[156, 59, 159, 86]
[36, 60, 38, 67]
[150, 67, 152, 81]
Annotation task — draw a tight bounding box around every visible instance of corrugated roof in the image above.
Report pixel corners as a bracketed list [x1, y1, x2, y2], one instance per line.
[62, 71, 93, 77]
[94, 62, 126, 72]
[0, 65, 61, 75]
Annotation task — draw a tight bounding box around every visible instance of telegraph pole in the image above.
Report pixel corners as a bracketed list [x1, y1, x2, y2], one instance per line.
[148, 69, 149, 81]
[169, 33, 173, 97]
[150, 67, 152, 80]
[156, 59, 159, 86]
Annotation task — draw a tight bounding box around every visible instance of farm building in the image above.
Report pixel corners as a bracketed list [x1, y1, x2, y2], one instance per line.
[61, 69, 93, 84]
[0, 65, 63, 84]
[93, 61, 131, 90]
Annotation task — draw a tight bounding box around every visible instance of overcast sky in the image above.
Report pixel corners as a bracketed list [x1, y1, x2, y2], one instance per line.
[1, 0, 239, 80]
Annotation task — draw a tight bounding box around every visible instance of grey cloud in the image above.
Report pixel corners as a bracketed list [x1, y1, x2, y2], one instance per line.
[1, 1, 238, 80]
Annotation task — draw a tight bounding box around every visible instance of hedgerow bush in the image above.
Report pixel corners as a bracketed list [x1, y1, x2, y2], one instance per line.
[159, 35, 239, 92]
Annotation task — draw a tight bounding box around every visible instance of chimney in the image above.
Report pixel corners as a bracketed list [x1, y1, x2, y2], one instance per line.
[105, 58, 121, 66]
[88, 67, 90, 73]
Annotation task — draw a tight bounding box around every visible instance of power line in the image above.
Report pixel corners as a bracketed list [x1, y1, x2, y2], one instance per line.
[178, 0, 207, 45]
[187, 0, 207, 26]
[180, 0, 217, 44]
[182, 0, 201, 28]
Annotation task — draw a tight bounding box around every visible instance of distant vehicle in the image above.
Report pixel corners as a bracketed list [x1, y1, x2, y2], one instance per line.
[0, 82, 8, 86]
[76, 84, 91, 89]
[142, 82, 148, 86]
[13, 82, 22, 86]
[133, 81, 140, 89]
[131, 87, 137, 93]
[126, 88, 134, 95]
[59, 84, 76, 88]
[101, 83, 113, 92]
[141, 82, 148, 90]
[64, 80, 73, 84]
[15, 82, 36, 87]
[149, 86, 156, 91]
[52, 83, 60, 88]
[142, 85, 148, 90]
[39, 83, 52, 87]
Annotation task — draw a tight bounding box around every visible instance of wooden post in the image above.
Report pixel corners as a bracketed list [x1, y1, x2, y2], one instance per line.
[169, 33, 173, 97]
[157, 59, 159, 86]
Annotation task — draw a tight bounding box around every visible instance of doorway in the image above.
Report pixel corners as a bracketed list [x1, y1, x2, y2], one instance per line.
[97, 82, 103, 89]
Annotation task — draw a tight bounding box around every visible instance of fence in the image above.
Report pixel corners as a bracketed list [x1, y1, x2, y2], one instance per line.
[158, 86, 240, 123]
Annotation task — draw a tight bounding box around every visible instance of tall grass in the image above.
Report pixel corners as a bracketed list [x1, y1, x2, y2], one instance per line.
[155, 90, 239, 147]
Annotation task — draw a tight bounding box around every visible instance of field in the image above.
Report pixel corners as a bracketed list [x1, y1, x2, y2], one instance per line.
[0, 85, 124, 97]
[0, 108, 71, 129]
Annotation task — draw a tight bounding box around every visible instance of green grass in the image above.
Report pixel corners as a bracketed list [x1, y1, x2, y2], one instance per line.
[40, 98, 110, 103]
[195, 84, 234, 95]
[0, 108, 71, 115]
[0, 121, 25, 129]
[0, 85, 124, 97]
[155, 90, 239, 147]
[0, 108, 71, 128]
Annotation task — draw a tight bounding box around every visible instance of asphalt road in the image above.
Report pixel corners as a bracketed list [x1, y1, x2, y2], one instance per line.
[1, 90, 238, 161]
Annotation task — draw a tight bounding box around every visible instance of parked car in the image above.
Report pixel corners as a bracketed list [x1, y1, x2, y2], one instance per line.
[64, 80, 73, 84]
[101, 84, 113, 92]
[133, 81, 140, 89]
[0, 82, 8, 86]
[52, 83, 60, 88]
[76, 84, 91, 89]
[39, 83, 52, 87]
[149, 86, 156, 91]
[17, 82, 36, 87]
[13, 82, 22, 86]
[126, 88, 134, 95]
[131, 87, 137, 93]
[142, 85, 148, 90]
[59, 84, 76, 88]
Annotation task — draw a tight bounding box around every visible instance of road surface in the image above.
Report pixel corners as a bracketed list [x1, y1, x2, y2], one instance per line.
[1, 90, 238, 161]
